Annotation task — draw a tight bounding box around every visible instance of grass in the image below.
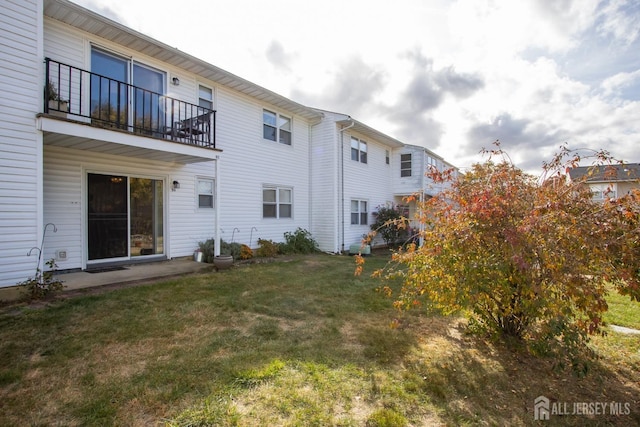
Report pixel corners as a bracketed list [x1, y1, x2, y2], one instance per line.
[0, 254, 638, 426]
[603, 285, 640, 330]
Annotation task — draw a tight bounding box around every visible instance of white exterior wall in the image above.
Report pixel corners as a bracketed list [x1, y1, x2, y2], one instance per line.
[342, 131, 394, 250]
[43, 146, 216, 270]
[37, 15, 218, 272]
[392, 146, 454, 197]
[393, 147, 425, 196]
[0, 0, 43, 287]
[215, 87, 313, 247]
[310, 116, 339, 252]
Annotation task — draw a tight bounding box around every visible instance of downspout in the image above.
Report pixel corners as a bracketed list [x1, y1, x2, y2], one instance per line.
[338, 118, 355, 253]
[215, 154, 221, 256]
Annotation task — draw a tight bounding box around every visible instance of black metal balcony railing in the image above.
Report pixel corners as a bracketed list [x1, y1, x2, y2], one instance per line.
[44, 58, 216, 149]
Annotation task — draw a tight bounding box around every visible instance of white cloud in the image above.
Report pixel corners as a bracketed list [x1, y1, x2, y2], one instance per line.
[70, 0, 640, 174]
[601, 70, 640, 96]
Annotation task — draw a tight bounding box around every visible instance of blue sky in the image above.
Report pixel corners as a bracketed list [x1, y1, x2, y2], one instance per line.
[74, 0, 640, 174]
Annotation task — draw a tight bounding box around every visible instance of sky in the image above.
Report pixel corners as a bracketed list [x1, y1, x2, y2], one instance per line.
[73, 0, 640, 175]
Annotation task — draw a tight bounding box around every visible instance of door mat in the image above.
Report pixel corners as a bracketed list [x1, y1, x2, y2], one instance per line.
[86, 266, 128, 274]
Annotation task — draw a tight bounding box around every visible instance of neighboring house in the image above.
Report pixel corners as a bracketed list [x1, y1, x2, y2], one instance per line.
[568, 164, 640, 201]
[0, 0, 457, 289]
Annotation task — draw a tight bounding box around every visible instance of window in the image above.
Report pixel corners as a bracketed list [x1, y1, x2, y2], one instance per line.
[385, 150, 390, 165]
[263, 110, 292, 145]
[351, 137, 367, 163]
[350, 200, 368, 225]
[591, 185, 616, 200]
[401, 154, 412, 177]
[426, 155, 438, 170]
[198, 178, 215, 208]
[91, 47, 166, 132]
[199, 85, 213, 109]
[263, 186, 292, 218]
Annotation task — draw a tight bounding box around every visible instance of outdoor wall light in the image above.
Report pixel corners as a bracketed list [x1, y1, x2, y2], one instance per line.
[172, 77, 180, 86]
[172, 180, 180, 191]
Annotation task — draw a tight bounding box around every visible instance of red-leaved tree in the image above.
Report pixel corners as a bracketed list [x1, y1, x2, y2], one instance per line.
[357, 143, 639, 364]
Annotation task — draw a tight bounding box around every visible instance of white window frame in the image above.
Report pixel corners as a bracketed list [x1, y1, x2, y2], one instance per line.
[591, 184, 617, 200]
[197, 177, 215, 209]
[350, 199, 368, 225]
[263, 185, 293, 219]
[350, 137, 367, 164]
[198, 84, 213, 110]
[401, 153, 412, 177]
[263, 109, 292, 145]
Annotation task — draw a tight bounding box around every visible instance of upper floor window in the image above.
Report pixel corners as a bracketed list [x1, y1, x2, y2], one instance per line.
[385, 150, 390, 165]
[401, 154, 412, 177]
[91, 47, 166, 130]
[263, 186, 292, 218]
[263, 110, 292, 145]
[351, 200, 368, 225]
[197, 178, 215, 208]
[199, 85, 213, 109]
[426, 155, 438, 170]
[351, 137, 368, 164]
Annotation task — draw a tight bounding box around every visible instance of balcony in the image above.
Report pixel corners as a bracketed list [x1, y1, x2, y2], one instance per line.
[44, 58, 216, 149]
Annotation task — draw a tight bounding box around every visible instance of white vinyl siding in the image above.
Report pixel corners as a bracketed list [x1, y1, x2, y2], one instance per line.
[216, 87, 311, 245]
[0, 0, 41, 287]
[43, 146, 217, 269]
[309, 115, 340, 252]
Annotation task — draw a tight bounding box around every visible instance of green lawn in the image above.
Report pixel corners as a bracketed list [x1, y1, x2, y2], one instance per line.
[0, 254, 638, 426]
[604, 285, 640, 330]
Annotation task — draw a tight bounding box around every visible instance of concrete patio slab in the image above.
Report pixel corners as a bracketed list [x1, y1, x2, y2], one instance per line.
[0, 258, 214, 302]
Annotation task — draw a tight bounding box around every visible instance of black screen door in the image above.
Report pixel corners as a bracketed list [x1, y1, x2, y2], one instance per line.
[88, 173, 128, 260]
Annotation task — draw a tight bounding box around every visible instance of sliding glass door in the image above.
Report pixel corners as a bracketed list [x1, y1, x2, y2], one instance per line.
[90, 47, 166, 134]
[88, 173, 164, 262]
[130, 177, 164, 257]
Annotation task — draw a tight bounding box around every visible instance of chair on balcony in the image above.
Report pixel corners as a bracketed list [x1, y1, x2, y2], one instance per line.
[165, 112, 212, 146]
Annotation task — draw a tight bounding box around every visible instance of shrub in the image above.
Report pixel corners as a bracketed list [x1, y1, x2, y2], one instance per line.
[220, 241, 242, 259]
[256, 239, 279, 258]
[197, 238, 216, 263]
[279, 228, 319, 254]
[370, 203, 409, 248]
[198, 239, 243, 261]
[362, 142, 640, 371]
[18, 259, 65, 300]
[240, 244, 254, 260]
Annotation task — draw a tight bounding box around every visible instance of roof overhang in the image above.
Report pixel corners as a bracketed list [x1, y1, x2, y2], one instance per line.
[38, 116, 220, 164]
[336, 118, 404, 148]
[44, 0, 323, 123]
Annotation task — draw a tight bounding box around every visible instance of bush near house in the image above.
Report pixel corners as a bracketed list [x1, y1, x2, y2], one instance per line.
[370, 203, 410, 248]
[360, 142, 640, 370]
[256, 239, 279, 258]
[198, 239, 243, 262]
[279, 228, 319, 254]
